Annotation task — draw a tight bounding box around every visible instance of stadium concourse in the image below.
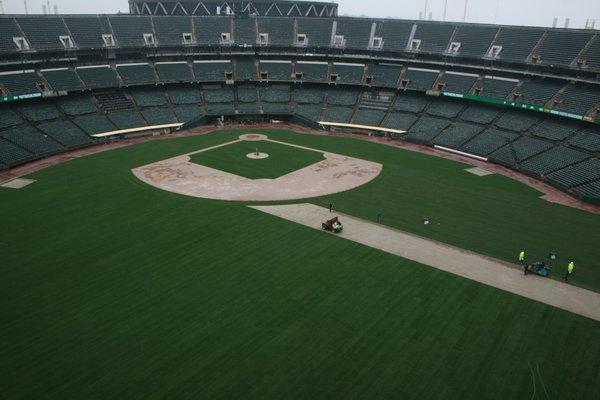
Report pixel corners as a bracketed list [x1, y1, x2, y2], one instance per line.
[1, 1, 600, 399]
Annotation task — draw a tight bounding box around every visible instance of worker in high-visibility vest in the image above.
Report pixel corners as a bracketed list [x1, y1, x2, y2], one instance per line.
[519, 250, 527, 275]
[564, 261, 575, 282]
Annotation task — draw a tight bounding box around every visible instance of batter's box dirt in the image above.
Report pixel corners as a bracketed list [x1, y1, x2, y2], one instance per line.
[132, 134, 382, 201]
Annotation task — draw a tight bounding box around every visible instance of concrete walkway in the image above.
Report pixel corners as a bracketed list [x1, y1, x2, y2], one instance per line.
[250, 203, 600, 322]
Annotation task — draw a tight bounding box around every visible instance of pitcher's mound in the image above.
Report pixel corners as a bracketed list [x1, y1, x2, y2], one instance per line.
[247, 152, 269, 159]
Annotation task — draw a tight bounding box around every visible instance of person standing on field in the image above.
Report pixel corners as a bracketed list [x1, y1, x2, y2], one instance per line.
[564, 261, 575, 282]
[519, 250, 527, 275]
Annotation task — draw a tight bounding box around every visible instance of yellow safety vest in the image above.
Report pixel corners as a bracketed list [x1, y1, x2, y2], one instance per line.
[568, 262, 574, 273]
[519, 251, 525, 261]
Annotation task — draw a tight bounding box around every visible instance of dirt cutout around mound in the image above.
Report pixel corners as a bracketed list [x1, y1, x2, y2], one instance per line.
[250, 203, 600, 322]
[132, 134, 382, 201]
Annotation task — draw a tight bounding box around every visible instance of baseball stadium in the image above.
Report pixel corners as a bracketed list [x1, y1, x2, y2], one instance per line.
[0, 0, 599, 398]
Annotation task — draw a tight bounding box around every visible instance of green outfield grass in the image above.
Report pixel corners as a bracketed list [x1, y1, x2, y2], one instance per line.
[0, 128, 599, 399]
[189, 139, 324, 179]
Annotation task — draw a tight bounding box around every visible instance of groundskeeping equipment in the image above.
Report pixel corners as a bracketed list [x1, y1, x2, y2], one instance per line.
[322, 216, 343, 233]
[528, 261, 551, 277]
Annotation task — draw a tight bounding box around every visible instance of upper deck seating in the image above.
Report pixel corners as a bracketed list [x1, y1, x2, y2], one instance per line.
[296, 18, 334, 48]
[516, 79, 564, 107]
[335, 19, 372, 49]
[16, 17, 68, 50]
[257, 18, 294, 46]
[153, 16, 193, 46]
[261, 87, 291, 103]
[331, 63, 364, 85]
[493, 27, 544, 62]
[0, 72, 40, 96]
[202, 87, 234, 103]
[0, 18, 22, 52]
[193, 61, 231, 82]
[155, 63, 191, 84]
[295, 62, 328, 82]
[76, 66, 120, 89]
[534, 31, 593, 66]
[235, 59, 258, 81]
[42, 69, 84, 92]
[375, 20, 414, 52]
[452, 25, 498, 57]
[478, 77, 517, 99]
[194, 17, 231, 46]
[555, 84, 600, 116]
[56, 95, 98, 116]
[367, 64, 402, 88]
[116, 64, 157, 86]
[259, 61, 292, 81]
[580, 38, 600, 70]
[64, 16, 110, 49]
[402, 69, 438, 91]
[234, 18, 256, 45]
[412, 23, 454, 54]
[327, 90, 360, 106]
[440, 73, 478, 94]
[109, 16, 152, 47]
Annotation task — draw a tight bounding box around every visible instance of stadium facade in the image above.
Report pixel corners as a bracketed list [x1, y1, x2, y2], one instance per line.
[0, 1, 599, 202]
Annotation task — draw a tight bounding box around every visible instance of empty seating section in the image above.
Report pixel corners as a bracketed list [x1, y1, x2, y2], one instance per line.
[238, 87, 258, 102]
[581, 39, 600, 70]
[331, 64, 364, 84]
[460, 105, 502, 124]
[262, 103, 291, 114]
[323, 106, 354, 123]
[297, 18, 333, 47]
[393, 94, 429, 113]
[236, 59, 257, 80]
[294, 88, 324, 104]
[516, 80, 563, 106]
[535, 31, 592, 66]
[95, 91, 133, 112]
[494, 111, 540, 131]
[63, 17, 107, 48]
[382, 112, 418, 130]
[259, 62, 292, 80]
[238, 103, 261, 114]
[155, 63, 191, 83]
[572, 181, 600, 199]
[194, 17, 231, 45]
[426, 100, 464, 118]
[413, 23, 454, 53]
[261, 87, 290, 103]
[194, 62, 231, 81]
[376, 21, 413, 52]
[16, 17, 67, 50]
[152, 16, 192, 45]
[234, 18, 256, 44]
[568, 129, 600, 152]
[15, 102, 60, 122]
[76, 67, 119, 89]
[203, 87, 234, 103]
[295, 62, 327, 82]
[0, 108, 23, 129]
[335, 19, 372, 49]
[0, 137, 33, 166]
[453, 26, 498, 57]
[556, 84, 600, 116]
[174, 105, 203, 122]
[403, 69, 438, 91]
[547, 158, 600, 188]
[56, 95, 98, 116]
[521, 147, 590, 175]
[167, 87, 202, 104]
[130, 88, 166, 107]
[205, 103, 234, 115]
[0, 72, 39, 96]
[327, 90, 359, 106]
[141, 107, 176, 125]
[461, 129, 518, 156]
[1, 126, 63, 156]
[489, 137, 553, 167]
[258, 18, 294, 46]
[368, 65, 401, 88]
[73, 115, 116, 135]
[433, 123, 483, 148]
[295, 104, 323, 121]
[109, 16, 152, 47]
[108, 110, 147, 129]
[352, 109, 386, 126]
[0, 18, 22, 52]
[441, 73, 477, 93]
[530, 119, 578, 141]
[42, 69, 84, 92]
[37, 120, 92, 148]
[494, 28, 543, 61]
[479, 78, 517, 99]
[405, 117, 450, 143]
[116, 64, 156, 86]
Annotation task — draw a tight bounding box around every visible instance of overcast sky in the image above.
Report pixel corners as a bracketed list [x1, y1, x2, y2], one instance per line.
[2, 0, 599, 29]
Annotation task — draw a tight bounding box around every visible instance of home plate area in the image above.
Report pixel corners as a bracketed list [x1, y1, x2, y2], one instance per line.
[132, 134, 382, 201]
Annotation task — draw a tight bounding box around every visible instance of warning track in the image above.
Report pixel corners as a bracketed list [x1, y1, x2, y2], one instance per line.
[250, 203, 600, 322]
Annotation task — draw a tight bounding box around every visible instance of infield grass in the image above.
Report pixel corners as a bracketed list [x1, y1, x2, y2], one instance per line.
[0, 128, 598, 400]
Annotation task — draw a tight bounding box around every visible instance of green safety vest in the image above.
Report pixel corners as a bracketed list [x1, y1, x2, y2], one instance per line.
[519, 251, 525, 261]
[568, 262, 574, 273]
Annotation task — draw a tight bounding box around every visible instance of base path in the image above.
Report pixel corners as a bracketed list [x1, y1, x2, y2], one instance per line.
[250, 203, 600, 322]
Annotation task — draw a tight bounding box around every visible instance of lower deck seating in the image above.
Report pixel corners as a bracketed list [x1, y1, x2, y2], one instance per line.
[15, 102, 61, 122]
[489, 137, 553, 167]
[130, 89, 167, 107]
[0, 72, 40, 96]
[174, 105, 203, 122]
[323, 106, 354, 123]
[494, 111, 540, 131]
[117, 64, 157, 86]
[568, 128, 600, 152]
[73, 115, 117, 135]
[530, 120, 579, 141]
[36, 120, 93, 148]
[56, 95, 98, 116]
[393, 94, 429, 113]
[295, 104, 323, 121]
[238, 87, 259, 102]
[261, 87, 291, 103]
[382, 112, 418, 130]
[0, 108, 23, 129]
[327, 90, 360, 106]
[107, 110, 147, 129]
[571, 181, 600, 199]
[0, 137, 34, 166]
[520, 147, 590, 175]
[167, 87, 202, 104]
[141, 107, 177, 125]
[405, 117, 450, 143]
[76, 67, 120, 89]
[426, 100, 464, 118]
[547, 158, 600, 188]
[1, 126, 63, 156]
[352, 109, 386, 126]
[459, 105, 502, 124]
[203, 87, 234, 103]
[461, 129, 519, 156]
[294, 88, 324, 104]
